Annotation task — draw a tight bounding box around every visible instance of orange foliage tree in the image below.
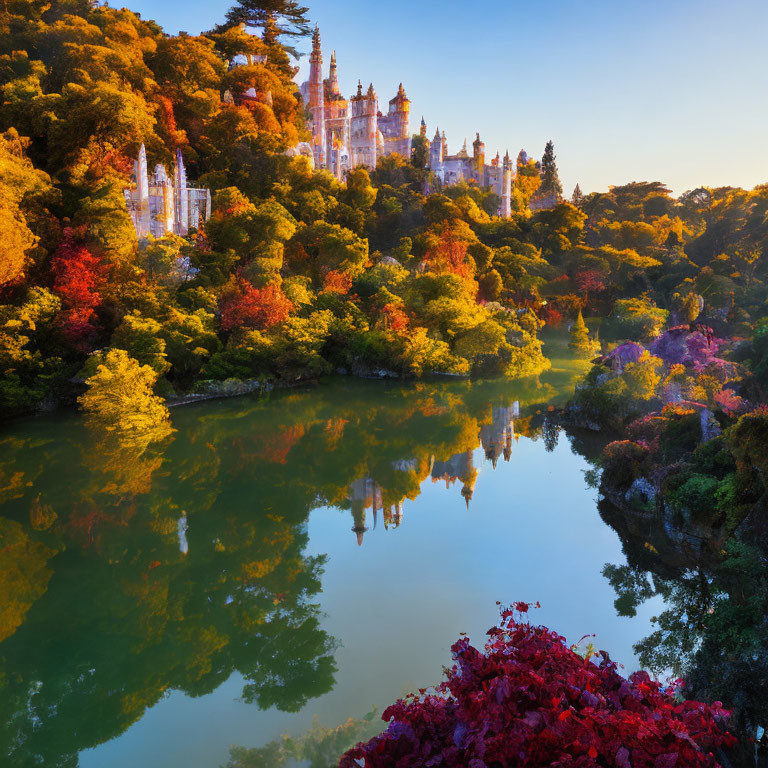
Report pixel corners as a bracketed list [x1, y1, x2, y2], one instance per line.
[219, 278, 293, 331]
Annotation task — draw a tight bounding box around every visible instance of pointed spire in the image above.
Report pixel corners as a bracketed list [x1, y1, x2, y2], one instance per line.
[366, 82, 376, 98]
[327, 49, 339, 94]
[312, 23, 320, 49]
[356, 80, 363, 98]
[433, 126, 441, 141]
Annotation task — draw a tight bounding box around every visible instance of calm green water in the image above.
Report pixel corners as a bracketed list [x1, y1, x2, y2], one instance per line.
[0, 341, 663, 768]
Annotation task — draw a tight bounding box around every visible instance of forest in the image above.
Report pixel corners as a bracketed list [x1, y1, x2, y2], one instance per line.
[3, 0, 768, 766]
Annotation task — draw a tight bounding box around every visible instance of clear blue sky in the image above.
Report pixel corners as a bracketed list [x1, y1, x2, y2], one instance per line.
[122, 0, 768, 196]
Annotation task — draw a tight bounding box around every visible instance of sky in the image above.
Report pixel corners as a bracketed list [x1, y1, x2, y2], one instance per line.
[122, 0, 768, 196]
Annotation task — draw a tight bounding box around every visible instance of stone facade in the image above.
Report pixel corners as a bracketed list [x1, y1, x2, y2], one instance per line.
[428, 130, 513, 218]
[123, 145, 212, 240]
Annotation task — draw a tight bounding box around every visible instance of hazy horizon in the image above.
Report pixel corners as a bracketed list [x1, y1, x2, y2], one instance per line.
[121, 0, 768, 197]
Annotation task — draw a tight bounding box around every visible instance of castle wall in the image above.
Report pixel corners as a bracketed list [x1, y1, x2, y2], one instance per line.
[124, 145, 212, 241]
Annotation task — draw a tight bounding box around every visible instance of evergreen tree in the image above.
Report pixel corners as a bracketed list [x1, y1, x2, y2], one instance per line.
[568, 310, 599, 357]
[225, 0, 311, 58]
[410, 133, 430, 170]
[571, 183, 584, 208]
[539, 140, 563, 202]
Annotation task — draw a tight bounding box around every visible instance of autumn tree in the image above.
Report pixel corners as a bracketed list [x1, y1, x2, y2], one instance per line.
[623, 350, 663, 400]
[50, 231, 104, 349]
[111, 313, 171, 376]
[0, 129, 51, 286]
[341, 606, 736, 768]
[219, 278, 293, 331]
[78, 349, 173, 444]
[513, 157, 542, 211]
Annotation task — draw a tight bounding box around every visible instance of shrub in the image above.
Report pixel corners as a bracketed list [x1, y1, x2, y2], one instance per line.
[340, 605, 735, 768]
[602, 298, 668, 342]
[601, 440, 652, 492]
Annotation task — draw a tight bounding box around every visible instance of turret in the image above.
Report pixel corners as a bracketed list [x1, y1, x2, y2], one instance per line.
[327, 50, 340, 95]
[473, 132, 485, 180]
[387, 83, 410, 139]
[154, 163, 175, 235]
[420, 116, 427, 138]
[308, 25, 326, 167]
[350, 81, 378, 168]
[173, 148, 189, 236]
[430, 127, 443, 168]
[501, 150, 513, 219]
[135, 144, 150, 238]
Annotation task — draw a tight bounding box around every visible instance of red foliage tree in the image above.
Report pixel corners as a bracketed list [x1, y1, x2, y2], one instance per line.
[322, 269, 353, 295]
[380, 302, 409, 332]
[50, 229, 104, 349]
[426, 227, 473, 281]
[341, 604, 735, 768]
[219, 278, 293, 331]
[540, 304, 564, 327]
[575, 269, 607, 307]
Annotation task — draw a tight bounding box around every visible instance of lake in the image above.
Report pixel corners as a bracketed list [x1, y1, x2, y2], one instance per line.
[0, 340, 664, 767]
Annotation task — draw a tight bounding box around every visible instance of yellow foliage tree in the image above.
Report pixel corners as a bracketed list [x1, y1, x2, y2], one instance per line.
[0, 129, 51, 285]
[623, 351, 663, 400]
[78, 349, 173, 446]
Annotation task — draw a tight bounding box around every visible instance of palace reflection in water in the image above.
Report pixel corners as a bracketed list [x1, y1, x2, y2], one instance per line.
[345, 401, 520, 545]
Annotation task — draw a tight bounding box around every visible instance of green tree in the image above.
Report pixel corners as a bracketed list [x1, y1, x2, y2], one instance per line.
[111, 313, 171, 376]
[225, 1, 311, 58]
[410, 133, 429, 169]
[538, 140, 563, 202]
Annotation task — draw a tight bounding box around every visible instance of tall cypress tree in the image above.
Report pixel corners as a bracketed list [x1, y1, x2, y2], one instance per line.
[539, 140, 563, 202]
[571, 183, 584, 208]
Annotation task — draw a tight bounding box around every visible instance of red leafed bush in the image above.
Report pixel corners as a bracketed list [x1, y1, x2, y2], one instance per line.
[539, 304, 564, 327]
[219, 278, 293, 331]
[340, 605, 735, 768]
[50, 229, 104, 348]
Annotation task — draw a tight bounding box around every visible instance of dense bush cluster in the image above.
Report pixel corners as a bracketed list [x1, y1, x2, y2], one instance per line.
[340, 605, 735, 768]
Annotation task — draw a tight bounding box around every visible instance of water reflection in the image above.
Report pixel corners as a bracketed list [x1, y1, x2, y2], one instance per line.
[4, 362, 765, 767]
[344, 401, 523, 543]
[0, 373, 575, 767]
